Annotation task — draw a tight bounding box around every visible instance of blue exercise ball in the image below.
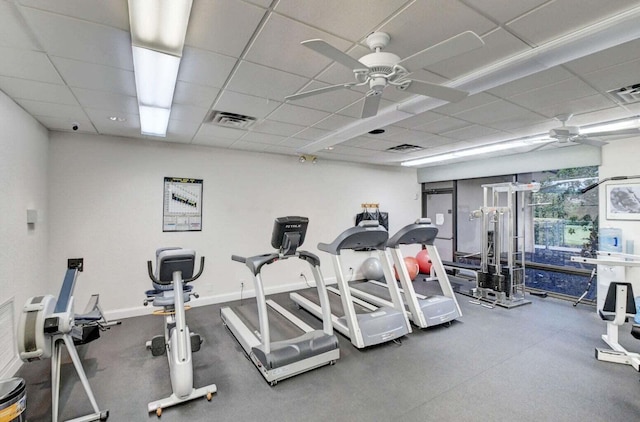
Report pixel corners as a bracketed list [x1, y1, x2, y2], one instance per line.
[361, 257, 384, 281]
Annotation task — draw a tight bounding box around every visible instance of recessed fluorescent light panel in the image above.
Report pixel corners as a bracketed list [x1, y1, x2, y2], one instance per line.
[401, 138, 554, 167]
[128, 0, 193, 137]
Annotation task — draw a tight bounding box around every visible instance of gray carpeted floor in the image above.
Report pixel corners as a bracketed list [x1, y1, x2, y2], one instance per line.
[16, 278, 640, 421]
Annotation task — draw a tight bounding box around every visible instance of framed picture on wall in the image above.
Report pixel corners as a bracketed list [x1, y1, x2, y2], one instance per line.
[606, 183, 640, 220]
[163, 177, 203, 231]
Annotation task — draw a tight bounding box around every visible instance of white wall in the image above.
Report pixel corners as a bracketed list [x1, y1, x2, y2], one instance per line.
[48, 132, 420, 319]
[0, 91, 49, 378]
[598, 136, 640, 298]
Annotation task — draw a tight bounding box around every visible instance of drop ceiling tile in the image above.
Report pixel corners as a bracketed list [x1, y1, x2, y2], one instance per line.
[487, 67, 574, 98]
[21, 7, 132, 70]
[245, 13, 354, 78]
[0, 2, 40, 49]
[417, 116, 473, 135]
[15, 98, 86, 121]
[245, 0, 272, 7]
[71, 88, 138, 114]
[51, 56, 136, 95]
[185, 0, 266, 57]
[0, 76, 77, 105]
[267, 103, 330, 126]
[312, 114, 358, 131]
[531, 93, 618, 119]
[278, 137, 309, 148]
[0, 46, 63, 84]
[164, 120, 200, 144]
[241, 131, 287, 145]
[226, 61, 309, 102]
[428, 28, 530, 80]
[347, 137, 398, 151]
[214, 90, 281, 119]
[173, 81, 220, 109]
[83, 108, 140, 137]
[431, 92, 499, 115]
[18, 0, 129, 30]
[581, 58, 640, 92]
[327, 145, 379, 157]
[569, 107, 634, 127]
[391, 111, 444, 129]
[170, 103, 209, 123]
[361, 124, 408, 140]
[251, 119, 306, 137]
[564, 39, 640, 75]
[378, 0, 496, 61]
[178, 47, 237, 88]
[454, 100, 545, 128]
[294, 127, 330, 141]
[461, 0, 548, 24]
[33, 115, 95, 133]
[508, 78, 599, 110]
[196, 124, 246, 141]
[275, 0, 408, 42]
[285, 80, 364, 113]
[507, 0, 640, 46]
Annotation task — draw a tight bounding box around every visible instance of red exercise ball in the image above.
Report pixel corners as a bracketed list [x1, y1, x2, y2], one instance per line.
[394, 256, 420, 281]
[416, 249, 432, 274]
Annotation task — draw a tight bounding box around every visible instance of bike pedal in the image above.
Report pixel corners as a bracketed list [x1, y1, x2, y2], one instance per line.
[191, 333, 202, 353]
[151, 335, 166, 356]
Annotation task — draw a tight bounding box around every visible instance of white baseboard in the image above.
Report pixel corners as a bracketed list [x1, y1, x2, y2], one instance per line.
[104, 277, 337, 321]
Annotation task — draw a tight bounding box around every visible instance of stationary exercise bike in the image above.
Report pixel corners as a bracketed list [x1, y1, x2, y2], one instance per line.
[144, 248, 216, 416]
[17, 259, 109, 422]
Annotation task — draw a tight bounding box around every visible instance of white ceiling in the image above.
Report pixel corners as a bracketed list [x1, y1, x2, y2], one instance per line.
[2, 0, 640, 167]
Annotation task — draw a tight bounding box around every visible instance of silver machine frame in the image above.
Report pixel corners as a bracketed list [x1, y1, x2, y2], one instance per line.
[17, 260, 109, 422]
[468, 182, 539, 308]
[348, 219, 462, 328]
[291, 222, 411, 348]
[572, 252, 640, 370]
[220, 217, 339, 385]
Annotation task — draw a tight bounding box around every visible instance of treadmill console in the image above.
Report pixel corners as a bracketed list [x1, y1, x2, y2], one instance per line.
[271, 216, 309, 256]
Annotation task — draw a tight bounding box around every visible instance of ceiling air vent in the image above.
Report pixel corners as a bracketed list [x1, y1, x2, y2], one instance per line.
[607, 84, 640, 104]
[386, 143, 424, 153]
[205, 111, 256, 129]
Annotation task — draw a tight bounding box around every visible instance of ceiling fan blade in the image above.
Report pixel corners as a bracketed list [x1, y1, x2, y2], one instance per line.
[361, 92, 382, 118]
[285, 83, 357, 101]
[582, 128, 640, 138]
[301, 39, 367, 71]
[401, 79, 468, 103]
[397, 31, 484, 72]
[573, 137, 608, 147]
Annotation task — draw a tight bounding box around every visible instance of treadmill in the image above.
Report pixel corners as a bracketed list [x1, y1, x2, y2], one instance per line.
[290, 221, 411, 349]
[349, 219, 462, 328]
[220, 216, 339, 385]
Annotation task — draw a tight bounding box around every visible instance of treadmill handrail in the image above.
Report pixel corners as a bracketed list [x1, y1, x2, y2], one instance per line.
[318, 225, 388, 255]
[232, 253, 280, 276]
[387, 224, 438, 247]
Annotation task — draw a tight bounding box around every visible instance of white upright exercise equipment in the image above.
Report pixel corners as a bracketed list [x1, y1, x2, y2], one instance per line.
[220, 216, 339, 385]
[144, 248, 216, 416]
[349, 219, 462, 328]
[572, 251, 640, 369]
[17, 259, 109, 422]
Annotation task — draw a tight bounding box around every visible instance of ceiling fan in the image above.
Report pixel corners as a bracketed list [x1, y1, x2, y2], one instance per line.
[285, 31, 484, 118]
[547, 114, 640, 147]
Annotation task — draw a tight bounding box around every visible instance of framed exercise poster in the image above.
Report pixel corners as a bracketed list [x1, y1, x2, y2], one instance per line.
[606, 183, 640, 220]
[163, 177, 203, 232]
